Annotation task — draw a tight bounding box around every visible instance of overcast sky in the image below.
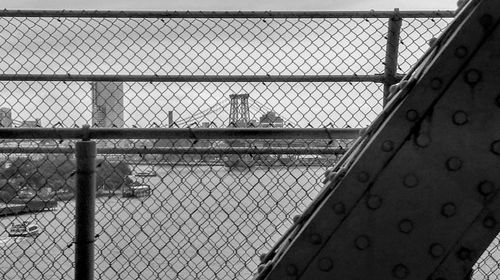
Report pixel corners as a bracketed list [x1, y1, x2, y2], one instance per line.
[2, 0, 458, 11]
[0, 0, 459, 128]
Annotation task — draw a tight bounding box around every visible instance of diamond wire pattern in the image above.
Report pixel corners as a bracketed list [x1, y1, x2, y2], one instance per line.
[0, 17, 388, 76]
[2, 13, 490, 280]
[398, 17, 452, 73]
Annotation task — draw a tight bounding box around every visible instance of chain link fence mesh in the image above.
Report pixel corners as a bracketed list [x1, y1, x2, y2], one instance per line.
[2, 11, 494, 280]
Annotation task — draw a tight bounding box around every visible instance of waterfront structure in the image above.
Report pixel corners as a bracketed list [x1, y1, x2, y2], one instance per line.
[259, 111, 284, 127]
[0, 108, 12, 127]
[91, 82, 124, 128]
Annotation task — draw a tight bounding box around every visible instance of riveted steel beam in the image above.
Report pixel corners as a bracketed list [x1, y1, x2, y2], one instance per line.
[255, 0, 500, 279]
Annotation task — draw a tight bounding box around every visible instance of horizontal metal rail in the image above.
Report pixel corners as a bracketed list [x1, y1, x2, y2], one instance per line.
[0, 128, 363, 140]
[0, 146, 346, 155]
[0, 10, 455, 18]
[0, 74, 402, 83]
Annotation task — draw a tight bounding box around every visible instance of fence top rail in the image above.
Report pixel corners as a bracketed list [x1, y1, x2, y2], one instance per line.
[0, 9, 455, 19]
[0, 146, 346, 155]
[0, 127, 363, 140]
[0, 74, 392, 83]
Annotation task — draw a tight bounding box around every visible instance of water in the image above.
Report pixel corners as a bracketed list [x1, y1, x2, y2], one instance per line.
[0, 165, 326, 280]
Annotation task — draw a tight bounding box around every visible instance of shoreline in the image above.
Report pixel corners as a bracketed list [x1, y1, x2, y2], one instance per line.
[0, 200, 58, 217]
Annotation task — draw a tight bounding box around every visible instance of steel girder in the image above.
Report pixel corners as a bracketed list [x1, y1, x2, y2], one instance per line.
[254, 0, 500, 279]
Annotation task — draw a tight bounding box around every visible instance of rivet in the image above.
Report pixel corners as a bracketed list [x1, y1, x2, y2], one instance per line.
[403, 174, 419, 188]
[357, 171, 370, 183]
[389, 84, 399, 95]
[454, 46, 468, 58]
[286, 264, 298, 276]
[332, 202, 346, 215]
[452, 111, 468, 125]
[392, 264, 409, 279]
[318, 257, 333, 272]
[398, 219, 414, 234]
[483, 216, 496, 229]
[366, 195, 383, 210]
[428, 37, 437, 46]
[429, 243, 445, 258]
[415, 134, 431, 148]
[309, 233, 322, 245]
[446, 157, 462, 171]
[382, 140, 394, 152]
[465, 69, 481, 84]
[258, 264, 265, 273]
[457, 247, 472, 261]
[398, 80, 409, 90]
[355, 235, 370, 250]
[430, 78, 442, 90]
[328, 171, 337, 181]
[479, 14, 493, 28]
[406, 110, 419, 121]
[441, 203, 456, 217]
[491, 140, 500, 155]
[478, 181, 495, 196]
[323, 170, 332, 184]
[293, 215, 301, 224]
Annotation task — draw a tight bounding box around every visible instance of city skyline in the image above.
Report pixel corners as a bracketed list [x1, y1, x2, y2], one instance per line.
[0, 11, 445, 128]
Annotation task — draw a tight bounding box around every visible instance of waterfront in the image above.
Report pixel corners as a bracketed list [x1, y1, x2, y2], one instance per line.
[0, 165, 326, 280]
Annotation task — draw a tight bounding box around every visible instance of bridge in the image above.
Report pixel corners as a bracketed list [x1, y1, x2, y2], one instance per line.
[0, 2, 498, 280]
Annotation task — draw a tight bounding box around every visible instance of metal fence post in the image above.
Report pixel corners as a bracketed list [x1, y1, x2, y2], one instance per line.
[75, 140, 97, 280]
[383, 8, 403, 106]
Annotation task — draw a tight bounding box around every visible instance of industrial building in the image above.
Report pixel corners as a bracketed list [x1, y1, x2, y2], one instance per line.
[91, 81, 124, 128]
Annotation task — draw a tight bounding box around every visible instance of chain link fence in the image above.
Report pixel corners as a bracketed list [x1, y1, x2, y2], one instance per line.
[3, 10, 496, 280]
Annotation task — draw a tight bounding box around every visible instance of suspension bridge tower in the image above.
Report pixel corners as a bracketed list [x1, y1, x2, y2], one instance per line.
[228, 94, 250, 127]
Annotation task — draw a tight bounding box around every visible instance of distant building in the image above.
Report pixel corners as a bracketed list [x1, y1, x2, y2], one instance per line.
[20, 119, 42, 127]
[0, 108, 12, 127]
[248, 119, 258, 127]
[91, 82, 124, 128]
[259, 111, 284, 127]
[91, 82, 126, 148]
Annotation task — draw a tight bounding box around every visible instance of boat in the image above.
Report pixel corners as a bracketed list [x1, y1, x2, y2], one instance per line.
[122, 185, 151, 198]
[8, 221, 41, 237]
[134, 166, 157, 177]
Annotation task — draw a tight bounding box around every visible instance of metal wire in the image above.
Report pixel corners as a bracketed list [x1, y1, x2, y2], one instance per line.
[0, 10, 482, 280]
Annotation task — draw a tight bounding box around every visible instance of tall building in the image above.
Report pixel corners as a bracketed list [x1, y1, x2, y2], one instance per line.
[0, 108, 12, 127]
[91, 82, 124, 128]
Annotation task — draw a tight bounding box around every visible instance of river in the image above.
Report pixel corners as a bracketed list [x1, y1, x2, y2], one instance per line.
[0, 165, 326, 280]
[2, 164, 498, 280]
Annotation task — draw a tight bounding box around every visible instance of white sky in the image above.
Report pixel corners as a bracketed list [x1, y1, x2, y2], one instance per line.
[2, 0, 458, 11]
[0, 0, 459, 128]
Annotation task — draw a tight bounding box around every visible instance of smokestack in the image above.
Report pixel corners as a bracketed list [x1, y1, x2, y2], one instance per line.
[168, 111, 173, 127]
